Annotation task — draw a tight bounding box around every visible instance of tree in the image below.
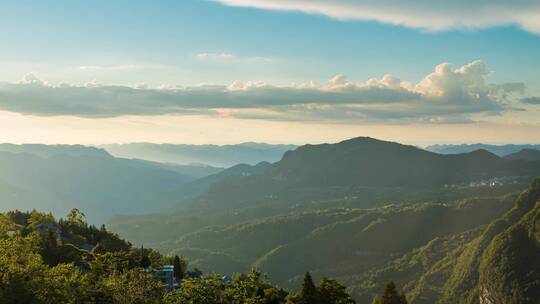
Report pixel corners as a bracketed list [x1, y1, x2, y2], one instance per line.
[91, 242, 106, 255]
[0, 234, 46, 303]
[173, 255, 186, 282]
[41, 228, 60, 266]
[224, 269, 268, 304]
[101, 269, 165, 304]
[318, 278, 355, 304]
[139, 254, 151, 269]
[164, 274, 225, 304]
[300, 271, 319, 304]
[66, 209, 86, 227]
[372, 282, 408, 304]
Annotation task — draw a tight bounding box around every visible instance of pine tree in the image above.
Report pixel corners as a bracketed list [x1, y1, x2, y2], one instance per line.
[173, 255, 185, 281]
[139, 246, 151, 269]
[41, 228, 59, 266]
[301, 272, 318, 304]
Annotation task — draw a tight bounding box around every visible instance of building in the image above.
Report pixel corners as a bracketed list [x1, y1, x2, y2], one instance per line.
[157, 265, 177, 291]
[222, 275, 232, 285]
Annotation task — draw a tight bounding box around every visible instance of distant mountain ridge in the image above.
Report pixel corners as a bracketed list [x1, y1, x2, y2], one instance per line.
[504, 148, 540, 161]
[425, 143, 540, 156]
[0, 143, 111, 158]
[101, 142, 297, 167]
[193, 137, 540, 209]
[271, 138, 515, 187]
[0, 144, 222, 223]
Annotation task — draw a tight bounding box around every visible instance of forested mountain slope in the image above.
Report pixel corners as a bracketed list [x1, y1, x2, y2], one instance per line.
[345, 178, 540, 303]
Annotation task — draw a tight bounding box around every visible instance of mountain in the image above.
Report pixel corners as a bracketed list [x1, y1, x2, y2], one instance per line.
[107, 137, 540, 302]
[0, 145, 222, 223]
[193, 137, 540, 209]
[100, 142, 297, 167]
[109, 190, 519, 301]
[0, 143, 111, 158]
[177, 197, 514, 283]
[503, 148, 540, 161]
[272, 138, 507, 187]
[126, 158, 223, 179]
[110, 177, 540, 303]
[345, 177, 540, 304]
[109, 137, 540, 246]
[478, 179, 540, 303]
[425, 143, 540, 157]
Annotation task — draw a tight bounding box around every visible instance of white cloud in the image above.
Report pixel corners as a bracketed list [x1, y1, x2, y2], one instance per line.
[0, 61, 525, 123]
[211, 0, 540, 34]
[196, 52, 272, 63]
[196, 52, 235, 60]
[78, 65, 141, 71]
[18, 73, 48, 85]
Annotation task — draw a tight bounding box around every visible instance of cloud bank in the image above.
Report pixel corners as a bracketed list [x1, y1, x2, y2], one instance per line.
[0, 61, 525, 123]
[212, 0, 540, 34]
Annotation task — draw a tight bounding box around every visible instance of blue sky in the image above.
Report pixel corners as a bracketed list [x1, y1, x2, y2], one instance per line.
[2, 0, 539, 85]
[0, 0, 539, 145]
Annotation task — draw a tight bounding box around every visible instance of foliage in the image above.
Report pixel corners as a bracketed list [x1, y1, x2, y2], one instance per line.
[349, 177, 540, 304]
[0, 208, 356, 304]
[0, 209, 166, 303]
[164, 274, 225, 304]
[286, 272, 355, 304]
[372, 282, 408, 304]
[173, 255, 187, 281]
[101, 269, 165, 304]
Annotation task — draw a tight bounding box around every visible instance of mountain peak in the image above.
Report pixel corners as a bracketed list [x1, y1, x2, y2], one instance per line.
[466, 148, 500, 159]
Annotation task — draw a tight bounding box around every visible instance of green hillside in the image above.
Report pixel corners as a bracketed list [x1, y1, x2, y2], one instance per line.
[109, 195, 514, 293]
[343, 177, 540, 303]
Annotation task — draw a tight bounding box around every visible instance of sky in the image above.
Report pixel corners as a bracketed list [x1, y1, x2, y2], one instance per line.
[1, 0, 539, 146]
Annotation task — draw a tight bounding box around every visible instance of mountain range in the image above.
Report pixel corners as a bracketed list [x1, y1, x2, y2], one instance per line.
[100, 142, 297, 167]
[108, 137, 540, 302]
[189, 137, 540, 210]
[110, 175, 540, 303]
[425, 143, 540, 156]
[2, 137, 539, 302]
[0, 144, 222, 223]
